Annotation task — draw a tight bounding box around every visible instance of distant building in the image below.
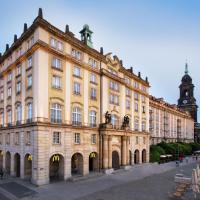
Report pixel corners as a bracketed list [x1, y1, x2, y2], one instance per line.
[149, 96, 194, 144]
[177, 63, 200, 142]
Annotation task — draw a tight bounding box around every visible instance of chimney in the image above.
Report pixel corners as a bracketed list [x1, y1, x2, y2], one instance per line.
[65, 24, 69, 33]
[138, 72, 141, 78]
[120, 60, 123, 66]
[38, 8, 43, 18]
[100, 47, 104, 55]
[145, 76, 148, 82]
[14, 34, 17, 43]
[130, 67, 133, 73]
[6, 44, 9, 51]
[23, 23, 28, 33]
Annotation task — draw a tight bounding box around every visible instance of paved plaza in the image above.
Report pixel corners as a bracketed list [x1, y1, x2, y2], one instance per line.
[0, 158, 199, 200]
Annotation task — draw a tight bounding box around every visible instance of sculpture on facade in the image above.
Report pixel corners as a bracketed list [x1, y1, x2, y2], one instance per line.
[105, 111, 112, 124]
[122, 115, 130, 128]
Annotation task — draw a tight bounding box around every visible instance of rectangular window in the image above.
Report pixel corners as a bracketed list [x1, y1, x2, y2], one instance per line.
[6, 133, 10, 145]
[16, 82, 21, 94]
[125, 77, 131, 85]
[141, 95, 146, 103]
[57, 41, 63, 51]
[74, 133, 80, 144]
[110, 81, 119, 91]
[15, 132, 19, 145]
[134, 92, 139, 100]
[135, 102, 138, 112]
[110, 94, 119, 105]
[53, 132, 61, 144]
[52, 57, 61, 69]
[74, 82, 80, 95]
[90, 73, 96, 83]
[7, 87, 12, 97]
[52, 76, 61, 89]
[134, 118, 139, 131]
[88, 58, 97, 68]
[134, 81, 139, 89]
[25, 131, 31, 145]
[27, 75, 32, 88]
[72, 49, 82, 60]
[7, 72, 12, 82]
[91, 88, 97, 100]
[28, 56, 33, 68]
[16, 65, 21, 76]
[142, 121, 146, 131]
[126, 88, 131, 97]
[74, 66, 81, 77]
[50, 38, 57, 48]
[142, 106, 145, 114]
[126, 99, 130, 109]
[91, 134, 96, 144]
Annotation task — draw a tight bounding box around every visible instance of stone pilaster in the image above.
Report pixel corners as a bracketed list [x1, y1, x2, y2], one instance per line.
[103, 135, 108, 169]
[10, 153, 15, 176]
[108, 135, 112, 168]
[20, 154, 24, 179]
[121, 136, 127, 166]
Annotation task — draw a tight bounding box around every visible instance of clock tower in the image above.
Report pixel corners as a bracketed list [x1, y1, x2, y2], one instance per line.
[178, 63, 198, 122]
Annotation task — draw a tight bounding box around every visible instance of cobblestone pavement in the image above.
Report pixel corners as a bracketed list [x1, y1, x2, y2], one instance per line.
[0, 157, 199, 200]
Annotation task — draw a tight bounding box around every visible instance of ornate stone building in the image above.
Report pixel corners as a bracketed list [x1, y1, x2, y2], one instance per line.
[0, 9, 150, 185]
[150, 96, 194, 144]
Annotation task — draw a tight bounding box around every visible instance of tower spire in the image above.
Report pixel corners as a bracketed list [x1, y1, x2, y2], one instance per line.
[185, 62, 188, 75]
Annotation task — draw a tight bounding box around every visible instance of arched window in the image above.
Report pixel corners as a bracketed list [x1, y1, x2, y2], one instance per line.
[16, 104, 22, 124]
[111, 114, 119, 128]
[27, 103, 33, 122]
[72, 107, 81, 126]
[89, 110, 96, 127]
[51, 103, 62, 123]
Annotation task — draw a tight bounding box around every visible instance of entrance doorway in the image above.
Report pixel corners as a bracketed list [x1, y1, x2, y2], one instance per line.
[14, 153, 20, 177]
[134, 150, 139, 164]
[49, 154, 64, 181]
[89, 152, 98, 172]
[24, 154, 32, 179]
[142, 149, 147, 163]
[112, 151, 120, 170]
[71, 153, 83, 176]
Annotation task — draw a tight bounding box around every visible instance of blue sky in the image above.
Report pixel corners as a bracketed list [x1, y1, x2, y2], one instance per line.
[0, 0, 200, 120]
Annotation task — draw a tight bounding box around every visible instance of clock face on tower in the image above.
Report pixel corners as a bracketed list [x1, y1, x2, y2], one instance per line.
[183, 100, 187, 104]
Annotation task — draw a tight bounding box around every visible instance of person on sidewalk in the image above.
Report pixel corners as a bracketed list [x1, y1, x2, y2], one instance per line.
[0, 168, 4, 179]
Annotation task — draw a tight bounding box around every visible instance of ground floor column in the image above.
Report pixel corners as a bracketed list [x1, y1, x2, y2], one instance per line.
[139, 150, 142, 164]
[126, 136, 129, 165]
[108, 135, 112, 168]
[103, 135, 108, 169]
[122, 136, 127, 166]
[2, 152, 5, 169]
[10, 153, 15, 176]
[20, 154, 24, 179]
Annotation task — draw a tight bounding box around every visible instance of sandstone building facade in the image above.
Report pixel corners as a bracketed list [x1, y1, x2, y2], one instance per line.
[0, 9, 151, 185]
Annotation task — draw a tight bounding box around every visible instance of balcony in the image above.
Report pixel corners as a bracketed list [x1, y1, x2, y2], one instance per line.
[72, 121, 82, 126]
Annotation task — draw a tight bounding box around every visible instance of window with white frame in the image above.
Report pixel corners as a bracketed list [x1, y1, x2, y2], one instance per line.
[134, 118, 139, 131]
[16, 64, 21, 76]
[7, 72, 12, 82]
[73, 82, 80, 95]
[134, 92, 139, 100]
[74, 133, 80, 144]
[126, 99, 130, 109]
[126, 88, 131, 97]
[109, 94, 119, 105]
[16, 82, 21, 93]
[134, 81, 139, 89]
[27, 75, 32, 88]
[89, 110, 96, 127]
[52, 76, 61, 89]
[90, 88, 97, 99]
[142, 121, 146, 131]
[50, 38, 63, 51]
[7, 110, 12, 125]
[7, 87, 12, 97]
[71, 49, 81, 60]
[25, 131, 31, 145]
[72, 107, 81, 125]
[74, 66, 81, 77]
[53, 132, 61, 144]
[134, 102, 138, 112]
[16, 105, 22, 123]
[27, 103, 33, 121]
[91, 134, 96, 144]
[57, 41, 63, 51]
[141, 95, 146, 103]
[51, 103, 62, 123]
[52, 57, 61, 69]
[125, 77, 131, 85]
[110, 81, 119, 91]
[6, 133, 10, 144]
[111, 114, 119, 128]
[88, 58, 97, 68]
[15, 132, 19, 145]
[90, 73, 96, 83]
[27, 56, 33, 68]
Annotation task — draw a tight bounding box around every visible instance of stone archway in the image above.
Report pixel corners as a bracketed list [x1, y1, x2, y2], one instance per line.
[0, 150, 3, 169]
[24, 154, 32, 179]
[5, 151, 11, 175]
[49, 154, 64, 182]
[14, 153, 20, 177]
[112, 151, 120, 170]
[142, 149, 147, 163]
[134, 150, 139, 164]
[71, 153, 83, 176]
[89, 152, 98, 172]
